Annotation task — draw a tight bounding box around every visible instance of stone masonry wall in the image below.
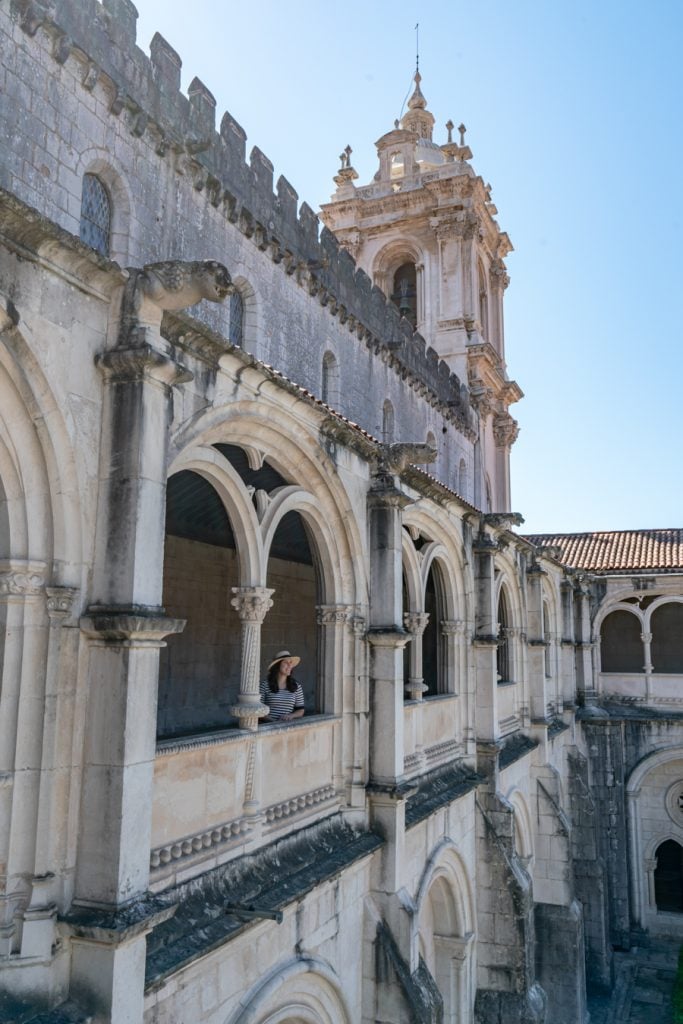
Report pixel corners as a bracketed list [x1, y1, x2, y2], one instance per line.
[0, 0, 479, 496]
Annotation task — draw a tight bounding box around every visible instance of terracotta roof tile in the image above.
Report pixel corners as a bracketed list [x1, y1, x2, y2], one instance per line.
[523, 529, 683, 574]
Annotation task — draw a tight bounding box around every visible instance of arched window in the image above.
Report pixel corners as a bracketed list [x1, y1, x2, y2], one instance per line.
[497, 588, 511, 683]
[228, 288, 244, 347]
[391, 262, 417, 328]
[382, 399, 395, 443]
[600, 610, 643, 672]
[321, 350, 340, 407]
[423, 561, 447, 696]
[651, 603, 683, 673]
[79, 173, 111, 256]
[390, 152, 405, 179]
[654, 839, 683, 912]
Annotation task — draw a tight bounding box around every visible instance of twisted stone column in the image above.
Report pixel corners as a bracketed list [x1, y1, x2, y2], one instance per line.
[229, 587, 274, 731]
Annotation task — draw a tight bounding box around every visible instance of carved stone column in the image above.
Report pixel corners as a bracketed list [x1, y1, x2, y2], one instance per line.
[560, 580, 576, 708]
[472, 532, 500, 748]
[348, 614, 368, 809]
[641, 631, 653, 701]
[229, 587, 274, 731]
[316, 603, 350, 716]
[403, 611, 429, 701]
[574, 581, 596, 705]
[441, 619, 466, 748]
[0, 560, 48, 958]
[526, 561, 549, 724]
[21, 585, 79, 960]
[72, 261, 229, 1024]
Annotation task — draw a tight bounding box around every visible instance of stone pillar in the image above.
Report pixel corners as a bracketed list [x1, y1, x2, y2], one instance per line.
[472, 532, 500, 746]
[526, 562, 549, 724]
[403, 611, 429, 701]
[348, 613, 369, 810]
[366, 463, 414, 933]
[574, 582, 596, 705]
[316, 603, 350, 716]
[71, 260, 229, 1023]
[0, 560, 48, 957]
[560, 580, 576, 708]
[229, 586, 274, 731]
[641, 631, 653, 701]
[534, 901, 587, 1024]
[21, 585, 79, 960]
[492, 413, 518, 518]
[317, 604, 351, 794]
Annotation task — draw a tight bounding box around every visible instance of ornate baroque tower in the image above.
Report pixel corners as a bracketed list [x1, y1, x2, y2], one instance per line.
[320, 72, 522, 512]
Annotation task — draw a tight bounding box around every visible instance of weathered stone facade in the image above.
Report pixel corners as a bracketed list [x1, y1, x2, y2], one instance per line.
[0, 3, 681, 1023]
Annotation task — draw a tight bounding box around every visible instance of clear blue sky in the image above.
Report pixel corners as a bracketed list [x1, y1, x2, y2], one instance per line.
[135, 0, 682, 535]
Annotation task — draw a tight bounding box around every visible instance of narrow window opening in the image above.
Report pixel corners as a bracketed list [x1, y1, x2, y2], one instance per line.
[229, 289, 244, 347]
[80, 173, 111, 256]
[655, 840, 683, 912]
[391, 262, 417, 328]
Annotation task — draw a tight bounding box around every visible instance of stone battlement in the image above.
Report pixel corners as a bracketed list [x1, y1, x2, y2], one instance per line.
[9, 0, 471, 422]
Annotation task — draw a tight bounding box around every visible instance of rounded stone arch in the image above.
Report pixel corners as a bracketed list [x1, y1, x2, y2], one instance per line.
[420, 543, 459, 621]
[225, 955, 352, 1024]
[372, 237, 424, 288]
[506, 787, 535, 864]
[643, 594, 683, 629]
[401, 531, 423, 614]
[73, 148, 134, 264]
[414, 838, 476, 1023]
[415, 838, 475, 937]
[597, 604, 644, 674]
[168, 402, 365, 609]
[626, 747, 683, 931]
[592, 594, 645, 640]
[228, 272, 260, 357]
[0, 314, 82, 576]
[403, 508, 470, 619]
[167, 442, 264, 585]
[260, 485, 344, 605]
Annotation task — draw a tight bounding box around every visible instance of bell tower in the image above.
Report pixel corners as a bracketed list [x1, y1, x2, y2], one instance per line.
[320, 72, 522, 513]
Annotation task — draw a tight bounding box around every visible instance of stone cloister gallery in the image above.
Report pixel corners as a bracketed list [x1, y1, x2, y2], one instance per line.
[0, 2, 682, 1022]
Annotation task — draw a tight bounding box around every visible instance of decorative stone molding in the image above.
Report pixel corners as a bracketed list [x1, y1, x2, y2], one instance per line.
[493, 413, 520, 449]
[403, 611, 430, 636]
[230, 586, 274, 623]
[316, 605, 351, 627]
[45, 585, 79, 622]
[441, 619, 466, 638]
[263, 783, 336, 826]
[96, 344, 192, 388]
[80, 608, 185, 645]
[349, 615, 367, 638]
[0, 560, 47, 597]
[426, 738, 461, 766]
[150, 816, 251, 871]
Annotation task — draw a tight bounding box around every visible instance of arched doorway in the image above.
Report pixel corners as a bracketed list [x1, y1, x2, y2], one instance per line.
[654, 840, 683, 912]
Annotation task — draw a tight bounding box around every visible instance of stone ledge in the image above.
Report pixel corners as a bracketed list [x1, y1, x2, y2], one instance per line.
[144, 814, 383, 989]
[498, 733, 539, 770]
[405, 762, 481, 829]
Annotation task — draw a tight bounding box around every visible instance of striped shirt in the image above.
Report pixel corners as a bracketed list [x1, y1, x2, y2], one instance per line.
[259, 680, 305, 720]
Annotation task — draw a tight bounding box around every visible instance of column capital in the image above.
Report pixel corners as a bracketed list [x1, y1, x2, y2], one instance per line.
[46, 585, 79, 622]
[441, 618, 466, 637]
[366, 628, 410, 650]
[230, 586, 274, 623]
[0, 559, 47, 598]
[316, 604, 352, 626]
[96, 344, 193, 388]
[80, 606, 185, 645]
[403, 611, 429, 636]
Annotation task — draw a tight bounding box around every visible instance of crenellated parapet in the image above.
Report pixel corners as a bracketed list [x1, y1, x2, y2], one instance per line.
[8, 0, 473, 433]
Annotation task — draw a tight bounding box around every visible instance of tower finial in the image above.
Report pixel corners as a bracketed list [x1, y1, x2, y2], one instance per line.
[415, 22, 419, 73]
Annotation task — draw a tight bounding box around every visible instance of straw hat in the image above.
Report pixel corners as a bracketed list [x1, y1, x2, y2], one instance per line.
[267, 650, 301, 671]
